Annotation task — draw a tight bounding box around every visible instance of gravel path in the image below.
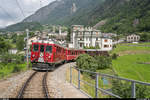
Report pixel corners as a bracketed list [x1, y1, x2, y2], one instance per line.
[0, 70, 34, 98]
[47, 62, 88, 98]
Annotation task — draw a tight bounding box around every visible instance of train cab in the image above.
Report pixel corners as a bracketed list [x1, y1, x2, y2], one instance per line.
[31, 41, 53, 63]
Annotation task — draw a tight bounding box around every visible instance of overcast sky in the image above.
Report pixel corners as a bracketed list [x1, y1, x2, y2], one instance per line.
[0, 0, 55, 28]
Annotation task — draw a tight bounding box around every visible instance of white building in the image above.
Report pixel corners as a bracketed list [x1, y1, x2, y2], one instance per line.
[9, 48, 18, 54]
[126, 34, 140, 42]
[71, 25, 112, 51]
[101, 38, 112, 51]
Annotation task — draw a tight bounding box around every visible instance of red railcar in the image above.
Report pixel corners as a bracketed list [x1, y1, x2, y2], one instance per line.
[31, 40, 85, 70]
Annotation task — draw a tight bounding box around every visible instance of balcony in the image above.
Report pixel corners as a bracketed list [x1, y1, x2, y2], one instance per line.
[78, 40, 84, 43]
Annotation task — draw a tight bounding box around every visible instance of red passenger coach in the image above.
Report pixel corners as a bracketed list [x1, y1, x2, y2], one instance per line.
[31, 40, 85, 70]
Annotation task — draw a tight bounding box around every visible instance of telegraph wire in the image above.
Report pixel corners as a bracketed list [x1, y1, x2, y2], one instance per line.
[0, 5, 15, 21]
[15, 0, 26, 18]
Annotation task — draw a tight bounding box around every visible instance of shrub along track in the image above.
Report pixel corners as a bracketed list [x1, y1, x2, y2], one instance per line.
[17, 71, 50, 98]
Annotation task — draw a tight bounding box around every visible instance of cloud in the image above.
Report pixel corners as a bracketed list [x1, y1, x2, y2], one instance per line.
[0, 19, 16, 28]
[0, 0, 55, 28]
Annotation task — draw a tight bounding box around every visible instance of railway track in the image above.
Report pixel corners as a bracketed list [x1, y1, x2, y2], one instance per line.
[17, 71, 50, 98]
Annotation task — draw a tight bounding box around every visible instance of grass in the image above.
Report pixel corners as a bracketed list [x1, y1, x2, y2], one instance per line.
[111, 44, 150, 55]
[112, 54, 150, 82]
[0, 62, 28, 79]
[111, 42, 150, 82]
[120, 42, 150, 45]
[97, 68, 115, 75]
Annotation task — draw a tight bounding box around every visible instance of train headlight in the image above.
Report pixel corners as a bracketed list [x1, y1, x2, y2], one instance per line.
[32, 54, 35, 57]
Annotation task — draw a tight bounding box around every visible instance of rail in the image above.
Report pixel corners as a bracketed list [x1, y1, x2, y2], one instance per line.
[43, 71, 50, 98]
[69, 66, 150, 98]
[17, 71, 50, 98]
[17, 71, 37, 98]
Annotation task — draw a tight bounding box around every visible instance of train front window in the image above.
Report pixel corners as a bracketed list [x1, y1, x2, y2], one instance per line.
[33, 44, 39, 51]
[40, 45, 44, 52]
[46, 46, 52, 53]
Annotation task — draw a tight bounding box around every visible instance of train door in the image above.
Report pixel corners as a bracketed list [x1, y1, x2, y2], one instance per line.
[31, 43, 40, 62]
[38, 43, 45, 62]
[45, 44, 52, 63]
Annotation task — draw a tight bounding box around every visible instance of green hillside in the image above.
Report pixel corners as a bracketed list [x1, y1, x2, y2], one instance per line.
[99, 0, 150, 34]
[2, 22, 43, 32]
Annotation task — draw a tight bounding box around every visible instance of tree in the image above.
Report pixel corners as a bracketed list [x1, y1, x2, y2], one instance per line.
[11, 34, 17, 43]
[140, 33, 150, 42]
[29, 32, 35, 37]
[0, 37, 12, 53]
[66, 27, 71, 42]
[16, 35, 25, 51]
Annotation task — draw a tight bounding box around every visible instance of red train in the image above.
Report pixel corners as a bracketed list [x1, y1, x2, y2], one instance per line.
[30, 40, 85, 70]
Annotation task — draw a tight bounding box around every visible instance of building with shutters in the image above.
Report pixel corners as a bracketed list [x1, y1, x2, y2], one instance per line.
[70, 25, 112, 51]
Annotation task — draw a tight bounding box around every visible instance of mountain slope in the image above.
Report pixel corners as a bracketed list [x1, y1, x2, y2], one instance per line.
[99, 0, 150, 34]
[2, 0, 150, 34]
[3, 22, 43, 32]
[23, 0, 104, 25]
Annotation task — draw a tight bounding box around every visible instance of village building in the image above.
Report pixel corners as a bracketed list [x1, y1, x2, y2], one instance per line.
[101, 38, 113, 51]
[70, 25, 112, 51]
[15, 31, 24, 36]
[126, 34, 140, 43]
[102, 33, 117, 38]
[8, 48, 18, 54]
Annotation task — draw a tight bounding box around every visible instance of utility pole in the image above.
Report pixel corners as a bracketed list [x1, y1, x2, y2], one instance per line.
[26, 29, 29, 68]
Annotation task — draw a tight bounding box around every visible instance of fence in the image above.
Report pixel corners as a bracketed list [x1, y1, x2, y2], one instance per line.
[69, 66, 150, 98]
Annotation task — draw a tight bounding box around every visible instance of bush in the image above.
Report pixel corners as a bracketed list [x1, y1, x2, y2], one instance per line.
[14, 54, 24, 64]
[83, 46, 100, 49]
[12, 65, 22, 73]
[1, 53, 24, 64]
[1, 53, 13, 64]
[112, 53, 118, 59]
[76, 54, 98, 75]
[111, 79, 150, 98]
[0, 72, 5, 78]
[76, 54, 112, 76]
[113, 44, 117, 49]
[95, 56, 112, 69]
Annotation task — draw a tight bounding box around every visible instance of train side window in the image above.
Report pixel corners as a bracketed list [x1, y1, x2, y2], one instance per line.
[56, 47, 58, 52]
[60, 47, 61, 53]
[55, 46, 57, 53]
[58, 47, 61, 53]
[40, 45, 44, 52]
[33, 44, 39, 51]
[58, 47, 60, 53]
[46, 45, 52, 53]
